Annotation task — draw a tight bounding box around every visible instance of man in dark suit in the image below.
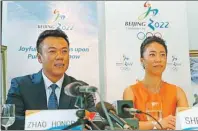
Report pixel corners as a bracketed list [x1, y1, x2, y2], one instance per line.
[4, 29, 96, 130]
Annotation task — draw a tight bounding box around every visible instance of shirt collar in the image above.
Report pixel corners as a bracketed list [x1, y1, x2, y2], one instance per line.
[42, 70, 64, 89]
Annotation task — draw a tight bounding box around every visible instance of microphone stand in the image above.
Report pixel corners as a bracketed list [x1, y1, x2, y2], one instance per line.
[63, 94, 101, 130]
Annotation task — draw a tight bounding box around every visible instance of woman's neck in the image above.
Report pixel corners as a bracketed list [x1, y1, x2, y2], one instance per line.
[143, 73, 163, 91]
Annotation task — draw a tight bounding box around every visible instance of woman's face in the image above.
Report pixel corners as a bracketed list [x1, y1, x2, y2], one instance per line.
[141, 42, 167, 76]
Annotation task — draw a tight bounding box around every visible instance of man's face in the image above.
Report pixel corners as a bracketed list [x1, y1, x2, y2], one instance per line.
[141, 42, 167, 76]
[37, 36, 69, 77]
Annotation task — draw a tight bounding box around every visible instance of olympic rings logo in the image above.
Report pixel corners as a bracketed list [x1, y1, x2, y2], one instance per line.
[137, 32, 162, 40]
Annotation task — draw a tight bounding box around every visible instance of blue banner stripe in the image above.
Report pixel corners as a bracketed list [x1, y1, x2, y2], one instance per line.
[47, 125, 82, 130]
[183, 127, 198, 130]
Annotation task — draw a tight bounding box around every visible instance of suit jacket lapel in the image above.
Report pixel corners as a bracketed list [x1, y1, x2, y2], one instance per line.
[32, 71, 74, 109]
[31, 70, 47, 109]
[59, 74, 73, 109]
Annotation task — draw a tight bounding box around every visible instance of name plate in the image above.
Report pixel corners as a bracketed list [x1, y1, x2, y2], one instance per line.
[176, 107, 198, 130]
[25, 109, 82, 130]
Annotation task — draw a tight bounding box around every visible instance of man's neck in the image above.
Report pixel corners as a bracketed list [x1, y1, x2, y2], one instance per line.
[43, 70, 63, 83]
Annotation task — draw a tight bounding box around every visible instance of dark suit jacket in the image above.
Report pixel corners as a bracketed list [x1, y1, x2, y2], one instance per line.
[4, 70, 95, 130]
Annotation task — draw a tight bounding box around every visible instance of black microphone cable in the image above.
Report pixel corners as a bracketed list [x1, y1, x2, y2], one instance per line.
[135, 110, 163, 129]
[85, 119, 101, 130]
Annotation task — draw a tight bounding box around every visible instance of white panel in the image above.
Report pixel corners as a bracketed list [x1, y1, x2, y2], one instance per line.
[105, 1, 193, 105]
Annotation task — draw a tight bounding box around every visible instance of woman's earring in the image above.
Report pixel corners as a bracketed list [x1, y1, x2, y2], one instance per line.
[142, 63, 145, 69]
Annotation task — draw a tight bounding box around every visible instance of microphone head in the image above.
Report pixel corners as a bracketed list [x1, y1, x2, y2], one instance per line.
[113, 100, 134, 118]
[96, 102, 116, 118]
[64, 81, 83, 97]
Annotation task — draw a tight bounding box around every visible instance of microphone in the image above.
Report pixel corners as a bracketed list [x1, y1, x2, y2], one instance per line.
[123, 107, 142, 113]
[113, 100, 134, 118]
[123, 107, 163, 129]
[96, 102, 133, 130]
[115, 100, 163, 129]
[64, 81, 98, 97]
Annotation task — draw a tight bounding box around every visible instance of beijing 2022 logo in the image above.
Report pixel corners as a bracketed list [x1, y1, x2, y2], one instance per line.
[116, 54, 133, 71]
[38, 9, 74, 31]
[125, 1, 170, 40]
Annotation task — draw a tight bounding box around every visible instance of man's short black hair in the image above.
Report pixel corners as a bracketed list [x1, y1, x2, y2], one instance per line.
[140, 36, 168, 58]
[36, 29, 69, 54]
